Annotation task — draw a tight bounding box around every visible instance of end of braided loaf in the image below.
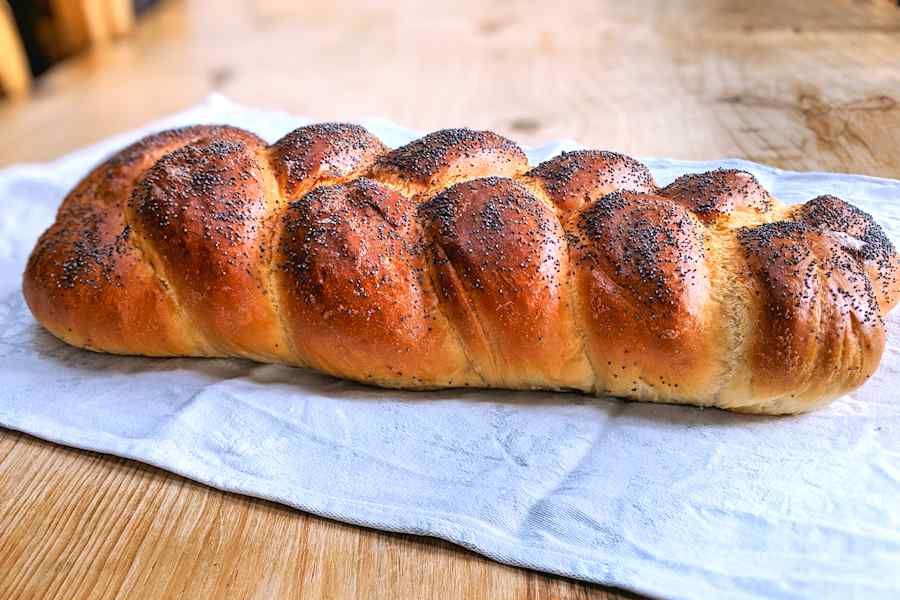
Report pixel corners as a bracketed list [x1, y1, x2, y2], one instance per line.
[23, 123, 900, 414]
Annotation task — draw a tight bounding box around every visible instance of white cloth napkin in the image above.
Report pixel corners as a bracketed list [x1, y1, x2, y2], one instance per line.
[2, 95, 899, 600]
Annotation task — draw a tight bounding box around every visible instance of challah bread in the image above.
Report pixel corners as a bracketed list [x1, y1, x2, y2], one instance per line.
[23, 124, 900, 414]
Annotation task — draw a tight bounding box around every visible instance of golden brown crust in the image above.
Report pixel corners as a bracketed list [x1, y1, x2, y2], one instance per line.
[277, 178, 474, 387]
[269, 123, 387, 199]
[127, 127, 290, 360]
[790, 194, 900, 314]
[21, 123, 900, 414]
[419, 177, 592, 389]
[737, 220, 885, 410]
[370, 128, 528, 196]
[523, 150, 657, 212]
[660, 168, 774, 225]
[23, 126, 230, 355]
[569, 191, 718, 402]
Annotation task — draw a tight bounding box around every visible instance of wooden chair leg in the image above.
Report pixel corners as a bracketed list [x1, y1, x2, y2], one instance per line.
[81, 0, 116, 47]
[50, 0, 135, 55]
[107, 0, 135, 37]
[49, 0, 92, 54]
[0, 0, 30, 99]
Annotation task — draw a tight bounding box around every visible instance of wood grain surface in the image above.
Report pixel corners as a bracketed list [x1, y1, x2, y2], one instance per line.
[1, 1, 900, 598]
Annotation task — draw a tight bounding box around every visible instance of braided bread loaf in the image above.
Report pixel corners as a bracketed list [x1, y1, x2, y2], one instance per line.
[23, 124, 900, 414]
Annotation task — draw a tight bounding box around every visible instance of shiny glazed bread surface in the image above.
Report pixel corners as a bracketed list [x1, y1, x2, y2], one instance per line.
[23, 124, 900, 414]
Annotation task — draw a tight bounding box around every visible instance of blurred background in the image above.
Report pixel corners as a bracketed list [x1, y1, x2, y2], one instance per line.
[1, 0, 899, 175]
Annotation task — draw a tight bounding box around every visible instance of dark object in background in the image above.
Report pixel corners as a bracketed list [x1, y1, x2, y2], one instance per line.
[8, 1, 48, 76]
[9, 0, 158, 78]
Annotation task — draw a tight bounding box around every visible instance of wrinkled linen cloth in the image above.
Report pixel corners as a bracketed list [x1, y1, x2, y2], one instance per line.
[1, 95, 899, 600]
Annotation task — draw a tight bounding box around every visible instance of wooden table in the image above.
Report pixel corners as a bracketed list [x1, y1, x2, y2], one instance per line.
[1, 1, 899, 598]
